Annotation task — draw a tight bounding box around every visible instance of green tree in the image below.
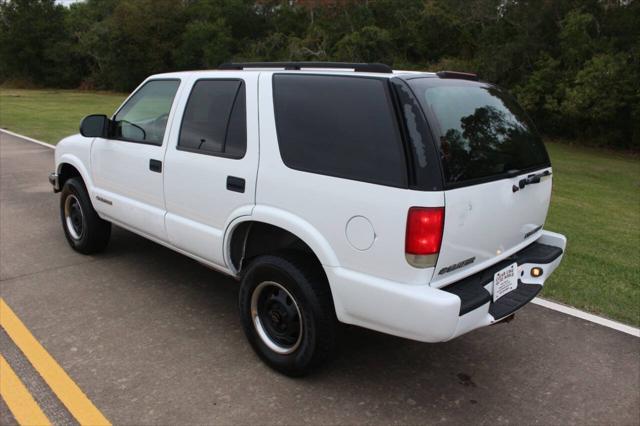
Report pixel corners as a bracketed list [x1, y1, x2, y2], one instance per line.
[0, 0, 73, 86]
[559, 10, 598, 69]
[563, 53, 638, 148]
[0, 0, 638, 149]
[412, 2, 468, 64]
[81, 0, 187, 91]
[175, 19, 232, 69]
[514, 54, 567, 133]
[334, 25, 393, 64]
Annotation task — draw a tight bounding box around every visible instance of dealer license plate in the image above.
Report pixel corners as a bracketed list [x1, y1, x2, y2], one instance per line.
[493, 263, 518, 302]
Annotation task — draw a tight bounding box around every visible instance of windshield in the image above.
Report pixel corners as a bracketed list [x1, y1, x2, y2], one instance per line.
[407, 78, 550, 186]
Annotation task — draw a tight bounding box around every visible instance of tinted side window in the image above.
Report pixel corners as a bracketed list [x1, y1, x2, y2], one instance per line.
[113, 79, 180, 145]
[391, 78, 443, 191]
[273, 74, 407, 187]
[178, 79, 246, 158]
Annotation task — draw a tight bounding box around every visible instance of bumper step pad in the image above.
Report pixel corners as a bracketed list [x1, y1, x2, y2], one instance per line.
[442, 242, 562, 318]
[489, 282, 542, 320]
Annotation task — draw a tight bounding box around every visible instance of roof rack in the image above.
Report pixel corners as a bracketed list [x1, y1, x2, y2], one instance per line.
[436, 71, 479, 81]
[218, 62, 393, 74]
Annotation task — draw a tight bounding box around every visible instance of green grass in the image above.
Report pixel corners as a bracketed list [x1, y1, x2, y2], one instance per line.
[0, 88, 126, 144]
[1, 88, 639, 326]
[542, 142, 639, 326]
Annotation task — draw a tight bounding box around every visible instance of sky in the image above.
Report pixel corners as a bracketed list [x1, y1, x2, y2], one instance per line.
[56, 0, 82, 6]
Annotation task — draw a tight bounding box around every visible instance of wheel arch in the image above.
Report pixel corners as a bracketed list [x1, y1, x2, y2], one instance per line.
[56, 154, 94, 190]
[224, 206, 340, 275]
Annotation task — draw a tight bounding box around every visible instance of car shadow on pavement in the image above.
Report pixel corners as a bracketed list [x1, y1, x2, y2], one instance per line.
[91, 226, 638, 425]
[104, 226, 518, 386]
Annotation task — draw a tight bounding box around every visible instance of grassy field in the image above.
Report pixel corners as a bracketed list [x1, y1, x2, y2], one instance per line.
[0, 88, 126, 144]
[1, 88, 639, 326]
[542, 143, 639, 326]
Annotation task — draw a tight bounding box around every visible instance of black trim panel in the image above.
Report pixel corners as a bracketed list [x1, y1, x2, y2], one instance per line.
[516, 241, 563, 264]
[442, 165, 552, 190]
[389, 78, 444, 191]
[443, 277, 492, 316]
[220, 61, 392, 73]
[441, 242, 563, 316]
[489, 282, 542, 319]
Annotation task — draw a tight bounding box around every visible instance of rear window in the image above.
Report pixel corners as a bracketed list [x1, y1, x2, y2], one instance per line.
[407, 78, 550, 186]
[273, 74, 407, 187]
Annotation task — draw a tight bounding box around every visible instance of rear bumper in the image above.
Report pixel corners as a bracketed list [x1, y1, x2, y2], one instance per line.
[327, 230, 566, 342]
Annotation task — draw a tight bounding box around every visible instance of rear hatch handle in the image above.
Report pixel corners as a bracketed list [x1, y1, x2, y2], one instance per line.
[511, 170, 551, 192]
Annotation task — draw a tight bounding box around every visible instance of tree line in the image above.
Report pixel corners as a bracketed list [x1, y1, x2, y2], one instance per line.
[0, 0, 638, 149]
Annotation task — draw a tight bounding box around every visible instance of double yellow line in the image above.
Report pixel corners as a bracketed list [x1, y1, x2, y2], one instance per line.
[0, 298, 110, 425]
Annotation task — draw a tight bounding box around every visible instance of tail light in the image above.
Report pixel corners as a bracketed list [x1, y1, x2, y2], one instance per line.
[405, 207, 444, 268]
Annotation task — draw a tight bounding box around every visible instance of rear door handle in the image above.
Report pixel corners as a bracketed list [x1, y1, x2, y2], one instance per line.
[227, 176, 245, 193]
[149, 159, 162, 173]
[518, 170, 550, 189]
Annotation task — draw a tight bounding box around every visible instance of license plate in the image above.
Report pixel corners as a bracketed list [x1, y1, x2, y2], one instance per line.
[493, 263, 518, 302]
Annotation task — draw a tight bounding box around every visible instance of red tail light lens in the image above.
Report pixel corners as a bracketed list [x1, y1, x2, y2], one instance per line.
[405, 207, 445, 255]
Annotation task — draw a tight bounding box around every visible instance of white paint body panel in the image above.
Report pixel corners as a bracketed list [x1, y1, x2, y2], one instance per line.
[89, 77, 186, 240]
[54, 135, 94, 188]
[432, 168, 553, 288]
[257, 72, 443, 286]
[90, 140, 168, 240]
[162, 72, 259, 267]
[53, 69, 566, 344]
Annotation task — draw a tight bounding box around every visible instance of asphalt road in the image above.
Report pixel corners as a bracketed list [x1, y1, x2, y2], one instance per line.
[1, 131, 639, 425]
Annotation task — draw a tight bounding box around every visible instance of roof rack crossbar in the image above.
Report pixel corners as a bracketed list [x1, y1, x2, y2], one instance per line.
[219, 62, 393, 74]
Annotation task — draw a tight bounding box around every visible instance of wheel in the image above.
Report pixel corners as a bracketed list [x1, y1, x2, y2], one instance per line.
[59, 177, 111, 254]
[239, 253, 337, 376]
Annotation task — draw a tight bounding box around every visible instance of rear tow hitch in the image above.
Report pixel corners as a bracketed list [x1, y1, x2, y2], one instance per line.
[493, 313, 516, 325]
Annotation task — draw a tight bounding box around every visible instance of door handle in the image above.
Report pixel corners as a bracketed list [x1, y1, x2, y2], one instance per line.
[149, 159, 162, 173]
[227, 176, 245, 193]
[518, 170, 551, 189]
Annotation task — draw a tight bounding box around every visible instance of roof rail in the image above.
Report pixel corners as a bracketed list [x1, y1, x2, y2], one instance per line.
[218, 62, 393, 74]
[436, 71, 479, 81]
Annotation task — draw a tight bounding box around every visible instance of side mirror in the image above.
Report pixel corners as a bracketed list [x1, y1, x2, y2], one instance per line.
[79, 114, 110, 138]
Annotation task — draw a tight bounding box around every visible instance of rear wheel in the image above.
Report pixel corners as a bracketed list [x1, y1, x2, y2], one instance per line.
[60, 177, 111, 254]
[239, 254, 336, 376]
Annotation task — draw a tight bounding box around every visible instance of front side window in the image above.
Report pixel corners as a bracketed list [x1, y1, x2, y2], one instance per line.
[113, 79, 180, 145]
[273, 74, 407, 187]
[406, 78, 550, 186]
[178, 79, 246, 158]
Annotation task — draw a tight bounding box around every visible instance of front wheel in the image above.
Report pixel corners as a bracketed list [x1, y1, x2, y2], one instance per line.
[238, 254, 337, 376]
[60, 177, 111, 254]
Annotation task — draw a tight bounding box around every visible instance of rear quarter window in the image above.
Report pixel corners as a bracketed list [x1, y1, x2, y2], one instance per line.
[272, 74, 407, 187]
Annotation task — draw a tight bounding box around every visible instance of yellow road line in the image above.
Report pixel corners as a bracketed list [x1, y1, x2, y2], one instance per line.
[0, 299, 111, 426]
[0, 354, 51, 426]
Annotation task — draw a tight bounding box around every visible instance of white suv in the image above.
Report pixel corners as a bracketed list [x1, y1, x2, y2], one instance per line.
[50, 62, 566, 376]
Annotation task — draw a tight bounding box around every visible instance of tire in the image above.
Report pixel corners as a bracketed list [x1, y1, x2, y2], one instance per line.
[239, 253, 337, 376]
[59, 177, 111, 254]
